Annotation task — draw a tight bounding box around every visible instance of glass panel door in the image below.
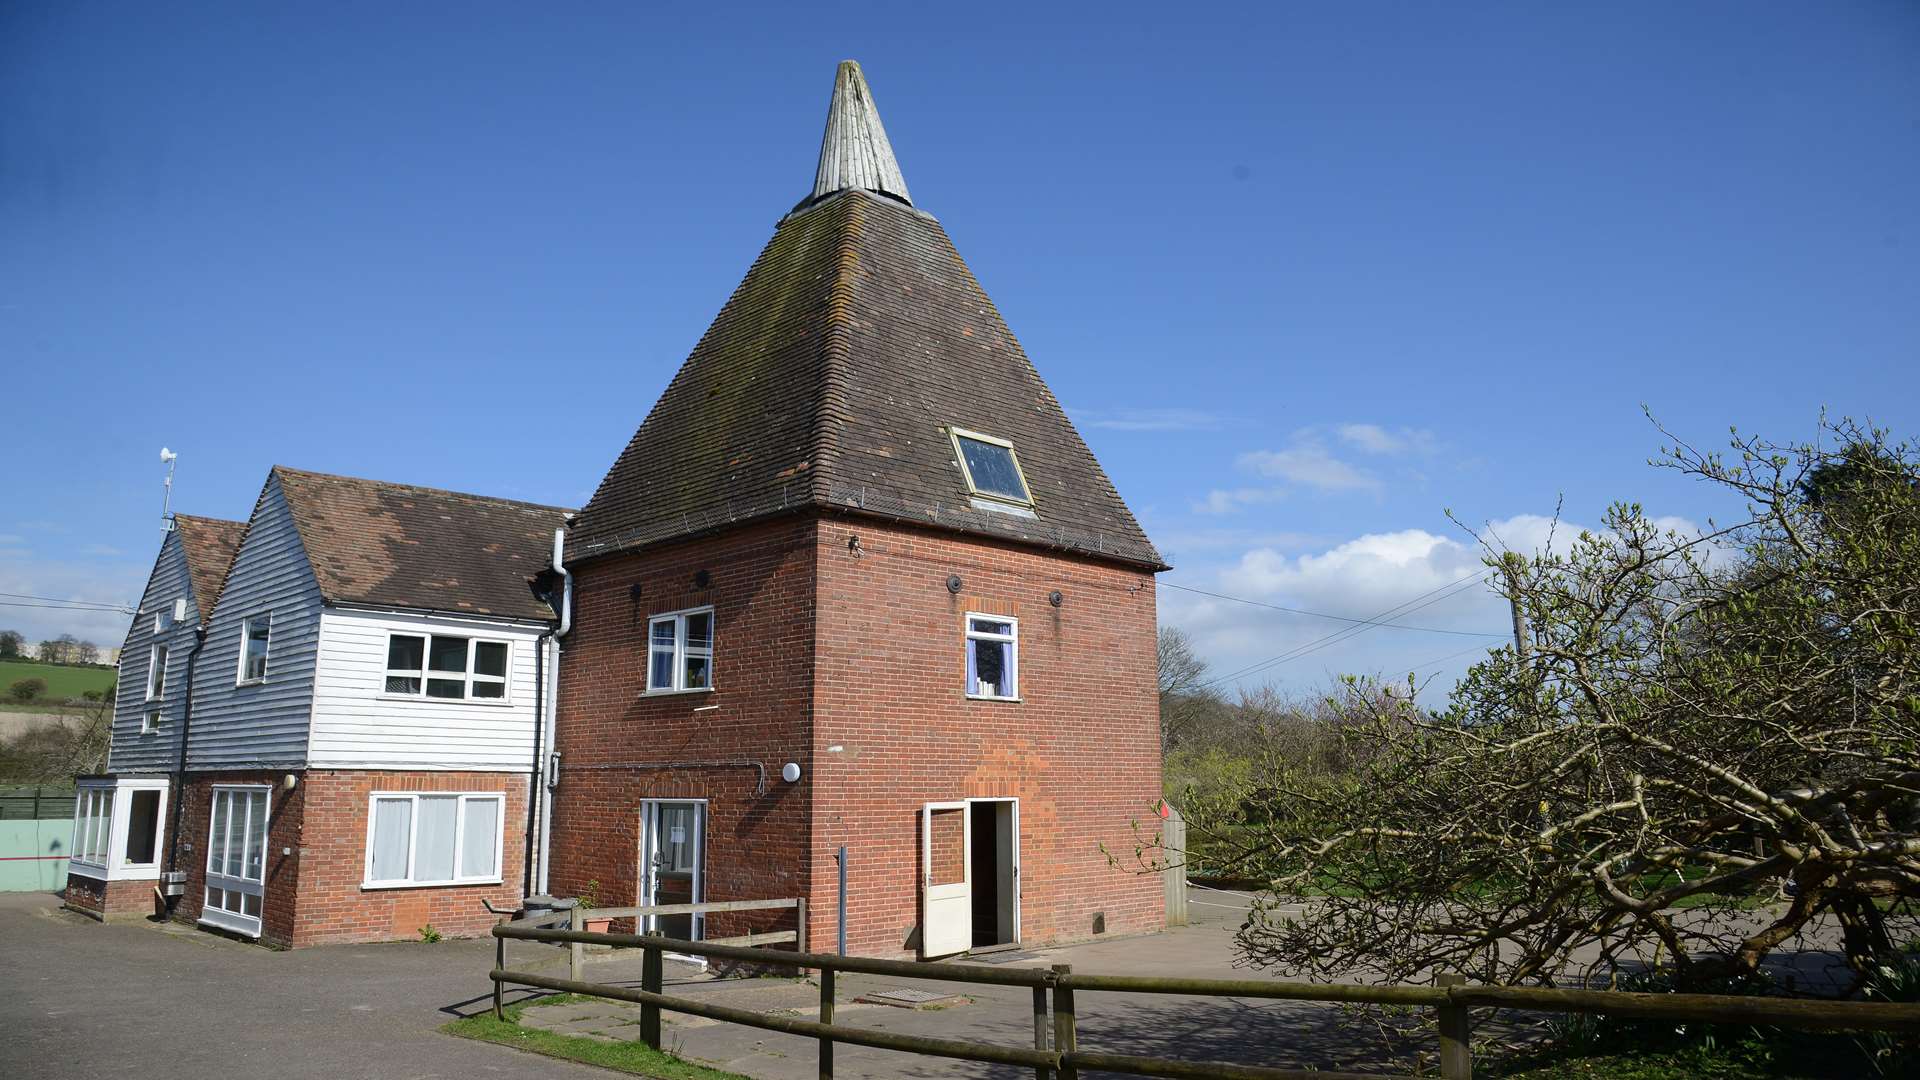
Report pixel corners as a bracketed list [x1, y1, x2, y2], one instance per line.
[203, 787, 269, 936]
[642, 801, 703, 941]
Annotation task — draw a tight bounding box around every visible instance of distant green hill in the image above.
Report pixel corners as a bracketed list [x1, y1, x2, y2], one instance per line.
[0, 659, 116, 706]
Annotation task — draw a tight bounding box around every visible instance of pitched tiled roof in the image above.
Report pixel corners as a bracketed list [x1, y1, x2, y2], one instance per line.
[273, 467, 572, 621]
[172, 514, 247, 622]
[570, 188, 1165, 570]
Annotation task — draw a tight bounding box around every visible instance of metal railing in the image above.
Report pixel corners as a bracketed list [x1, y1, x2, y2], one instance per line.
[488, 922, 1920, 1080]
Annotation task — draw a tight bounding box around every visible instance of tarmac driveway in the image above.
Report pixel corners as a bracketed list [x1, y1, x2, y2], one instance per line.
[0, 888, 1401, 1079]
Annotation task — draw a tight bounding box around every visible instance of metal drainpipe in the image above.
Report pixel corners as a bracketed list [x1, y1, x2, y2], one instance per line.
[162, 623, 209, 905]
[522, 525, 572, 898]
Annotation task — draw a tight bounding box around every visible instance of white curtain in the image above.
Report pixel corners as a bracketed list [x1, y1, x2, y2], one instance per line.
[460, 798, 499, 879]
[414, 796, 457, 882]
[370, 797, 413, 881]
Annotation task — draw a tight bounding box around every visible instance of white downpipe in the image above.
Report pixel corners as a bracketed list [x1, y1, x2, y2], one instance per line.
[538, 525, 574, 894]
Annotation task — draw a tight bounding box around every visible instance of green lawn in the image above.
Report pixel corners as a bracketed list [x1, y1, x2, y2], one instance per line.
[0, 660, 115, 706]
[443, 994, 750, 1080]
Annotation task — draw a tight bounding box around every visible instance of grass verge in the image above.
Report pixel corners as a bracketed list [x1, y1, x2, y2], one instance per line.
[443, 993, 751, 1080]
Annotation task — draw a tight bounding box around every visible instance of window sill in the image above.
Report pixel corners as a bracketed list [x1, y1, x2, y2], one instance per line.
[235, 678, 265, 688]
[198, 910, 261, 938]
[66, 862, 107, 880]
[360, 877, 504, 892]
[965, 693, 1022, 703]
[375, 693, 514, 708]
[642, 687, 716, 698]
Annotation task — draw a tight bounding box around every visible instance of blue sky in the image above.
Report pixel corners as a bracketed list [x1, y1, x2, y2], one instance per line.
[3, 2, 1916, 698]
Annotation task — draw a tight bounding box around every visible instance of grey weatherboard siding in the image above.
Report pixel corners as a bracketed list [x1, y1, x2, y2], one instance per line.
[107, 529, 194, 774]
[186, 472, 323, 769]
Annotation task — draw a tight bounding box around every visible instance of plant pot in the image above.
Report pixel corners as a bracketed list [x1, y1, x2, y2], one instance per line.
[584, 917, 612, 934]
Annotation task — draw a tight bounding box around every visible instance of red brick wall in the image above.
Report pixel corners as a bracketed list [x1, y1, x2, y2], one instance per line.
[170, 770, 306, 946]
[289, 769, 528, 947]
[549, 517, 817, 941]
[63, 873, 153, 920]
[167, 769, 526, 948]
[811, 517, 1165, 956]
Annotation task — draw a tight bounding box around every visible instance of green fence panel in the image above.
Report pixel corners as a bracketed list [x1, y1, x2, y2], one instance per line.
[0, 818, 71, 892]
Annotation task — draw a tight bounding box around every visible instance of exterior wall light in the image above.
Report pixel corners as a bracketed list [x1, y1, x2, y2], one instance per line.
[1048, 590, 1064, 607]
[781, 762, 802, 783]
[947, 574, 963, 594]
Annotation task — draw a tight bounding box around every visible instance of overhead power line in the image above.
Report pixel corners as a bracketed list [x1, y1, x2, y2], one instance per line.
[1157, 580, 1505, 638]
[0, 592, 135, 614]
[1198, 570, 1496, 690]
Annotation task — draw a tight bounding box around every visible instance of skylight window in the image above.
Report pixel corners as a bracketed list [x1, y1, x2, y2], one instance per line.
[949, 428, 1032, 506]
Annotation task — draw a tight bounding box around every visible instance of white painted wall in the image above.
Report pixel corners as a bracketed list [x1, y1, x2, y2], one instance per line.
[309, 608, 549, 771]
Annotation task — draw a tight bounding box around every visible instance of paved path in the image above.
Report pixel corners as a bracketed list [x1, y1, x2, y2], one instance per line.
[0, 891, 603, 1080]
[0, 888, 1402, 1079]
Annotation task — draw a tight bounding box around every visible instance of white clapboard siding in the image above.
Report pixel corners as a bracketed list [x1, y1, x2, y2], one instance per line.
[186, 473, 323, 769]
[309, 608, 547, 772]
[108, 531, 193, 774]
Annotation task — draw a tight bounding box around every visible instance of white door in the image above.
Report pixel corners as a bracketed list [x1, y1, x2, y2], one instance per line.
[921, 801, 971, 957]
[641, 800, 704, 941]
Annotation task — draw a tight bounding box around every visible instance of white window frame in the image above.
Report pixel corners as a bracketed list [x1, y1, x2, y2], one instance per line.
[947, 427, 1034, 507]
[237, 613, 271, 685]
[69, 785, 115, 876]
[147, 642, 168, 701]
[142, 708, 163, 735]
[201, 784, 270, 936]
[964, 612, 1020, 701]
[70, 778, 170, 882]
[645, 606, 715, 695]
[380, 633, 512, 703]
[361, 791, 506, 889]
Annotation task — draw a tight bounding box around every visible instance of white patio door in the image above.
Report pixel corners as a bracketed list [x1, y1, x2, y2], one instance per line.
[203, 786, 269, 937]
[640, 800, 704, 941]
[921, 801, 971, 957]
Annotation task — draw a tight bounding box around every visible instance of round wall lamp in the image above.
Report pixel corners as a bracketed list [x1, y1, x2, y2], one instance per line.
[946, 574, 963, 594]
[1048, 590, 1064, 607]
[781, 762, 802, 783]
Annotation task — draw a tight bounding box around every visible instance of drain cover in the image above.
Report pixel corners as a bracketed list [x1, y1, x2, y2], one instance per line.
[856, 987, 969, 1009]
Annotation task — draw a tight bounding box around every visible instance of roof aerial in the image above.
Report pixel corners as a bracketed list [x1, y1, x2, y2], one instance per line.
[810, 60, 912, 208]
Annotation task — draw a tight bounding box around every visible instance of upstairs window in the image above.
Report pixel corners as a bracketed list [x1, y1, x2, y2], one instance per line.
[647, 607, 714, 694]
[949, 428, 1032, 506]
[965, 614, 1019, 700]
[384, 634, 510, 700]
[238, 615, 271, 683]
[147, 643, 169, 700]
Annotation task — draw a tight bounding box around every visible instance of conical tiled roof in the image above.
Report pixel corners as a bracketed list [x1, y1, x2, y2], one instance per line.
[570, 65, 1161, 571]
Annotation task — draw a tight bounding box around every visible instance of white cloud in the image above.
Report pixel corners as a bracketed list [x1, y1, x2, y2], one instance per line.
[1238, 443, 1380, 493]
[1191, 487, 1287, 515]
[1336, 423, 1436, 456]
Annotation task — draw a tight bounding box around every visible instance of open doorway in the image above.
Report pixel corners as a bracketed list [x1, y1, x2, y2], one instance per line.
[968, 798, 1019, 950]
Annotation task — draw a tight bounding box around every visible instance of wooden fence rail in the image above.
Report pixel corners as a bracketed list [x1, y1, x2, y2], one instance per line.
[489, 922, 1920, 1080]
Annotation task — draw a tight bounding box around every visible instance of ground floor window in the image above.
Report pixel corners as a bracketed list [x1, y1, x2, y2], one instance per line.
[363, 792, 503, 888]
[203, 786, 269, 936]
[71, 786, 113, 870]
[69, 781, 168, 879]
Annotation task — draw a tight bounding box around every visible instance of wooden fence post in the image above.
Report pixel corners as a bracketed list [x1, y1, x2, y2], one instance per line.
[1032, 984, 1051, 1080]
[492, 918, 506, 1021]
[568, 906, 585, 983]
[818, 967, 835, 1079]
[1052, 964, 1077, 1080]
[1436, 973, 1472, 1080]
[641, 934, 664, 1051]
[796, 897, 809, 971]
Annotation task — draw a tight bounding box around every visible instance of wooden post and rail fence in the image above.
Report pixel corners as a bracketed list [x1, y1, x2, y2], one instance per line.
[488, 904, 1920, 1080]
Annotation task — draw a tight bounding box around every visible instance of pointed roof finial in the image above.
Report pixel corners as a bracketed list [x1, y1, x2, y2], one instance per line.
[811, 60, 912, 207]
